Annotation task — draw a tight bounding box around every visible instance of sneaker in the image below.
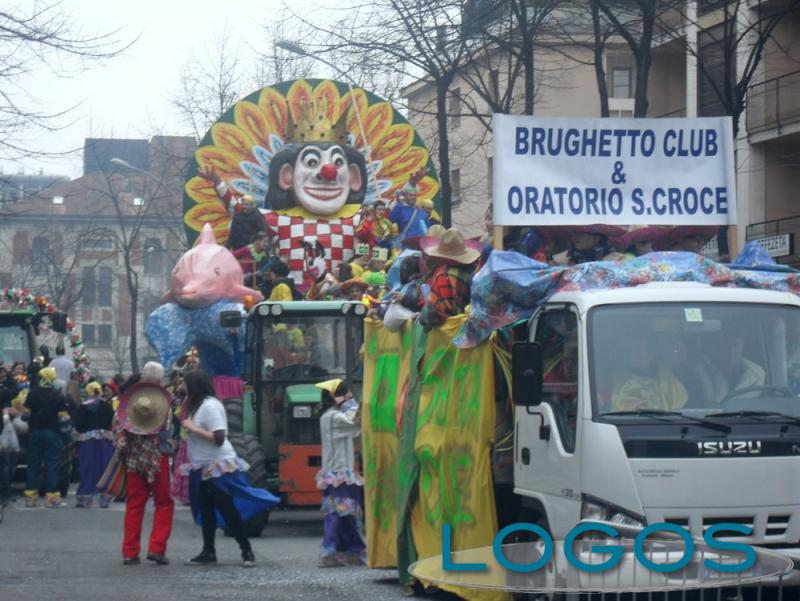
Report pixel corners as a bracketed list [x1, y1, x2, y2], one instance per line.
[45, 493, 67, 508]
[123, 556, 141, 565]
[185, 550, 217, 566]
[146, 553, 170, 565]
[23, 491, 39, 508]
[241, 550, 255, 568]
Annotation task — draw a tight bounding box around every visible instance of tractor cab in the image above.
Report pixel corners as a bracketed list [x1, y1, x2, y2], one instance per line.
[0, 310, 38, 367]
[243, 300, 366, 506]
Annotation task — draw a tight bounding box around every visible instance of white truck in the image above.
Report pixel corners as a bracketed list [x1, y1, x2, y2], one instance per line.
[511, 282, 800, 584]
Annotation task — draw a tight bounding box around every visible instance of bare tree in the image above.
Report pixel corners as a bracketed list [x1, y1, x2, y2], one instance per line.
[172, 23, 251, 140]
[81, 147, 190, 373]
[0, 1, 131, 160]
[292, 0, 469, 227]
[660, 0, 800, 137]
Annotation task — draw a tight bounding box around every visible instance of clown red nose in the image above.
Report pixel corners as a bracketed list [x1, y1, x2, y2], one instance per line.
[320, 163, 338, 181]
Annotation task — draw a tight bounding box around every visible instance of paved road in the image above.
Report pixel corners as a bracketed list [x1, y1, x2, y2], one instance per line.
[0, 490, 409, 601]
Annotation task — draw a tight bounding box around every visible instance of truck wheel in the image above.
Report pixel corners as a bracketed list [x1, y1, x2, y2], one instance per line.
[223, 398, 244, 433]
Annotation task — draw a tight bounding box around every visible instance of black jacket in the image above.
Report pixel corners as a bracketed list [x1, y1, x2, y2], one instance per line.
[228, 209, 267, 250]
[26, 386, 70, 431]
[74, 399, 114, 433]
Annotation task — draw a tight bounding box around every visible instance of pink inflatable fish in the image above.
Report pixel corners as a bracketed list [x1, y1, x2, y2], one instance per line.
[162, 224, 264, 308]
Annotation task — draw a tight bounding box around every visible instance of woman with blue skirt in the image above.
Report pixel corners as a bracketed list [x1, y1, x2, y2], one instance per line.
[180, 370, 279, 567]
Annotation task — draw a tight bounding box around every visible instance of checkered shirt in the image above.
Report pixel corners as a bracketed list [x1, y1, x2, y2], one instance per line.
[265, 212, 359, 286]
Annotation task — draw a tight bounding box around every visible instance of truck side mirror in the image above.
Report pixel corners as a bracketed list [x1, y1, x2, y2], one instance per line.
[512, 341, 543, 406]
[220, 310, 243, 328]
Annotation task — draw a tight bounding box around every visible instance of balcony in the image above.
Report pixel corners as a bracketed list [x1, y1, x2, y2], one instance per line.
[746, 70, 800, 143]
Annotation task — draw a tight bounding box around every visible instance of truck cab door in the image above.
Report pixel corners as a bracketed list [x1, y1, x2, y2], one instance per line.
[514, 306, 581, 538]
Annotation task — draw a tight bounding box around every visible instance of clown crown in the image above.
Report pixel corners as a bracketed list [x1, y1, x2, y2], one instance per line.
[287, 104, 349, 145]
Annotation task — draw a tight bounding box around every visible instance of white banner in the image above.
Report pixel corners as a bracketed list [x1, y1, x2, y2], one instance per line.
[492, 114, 737, 226]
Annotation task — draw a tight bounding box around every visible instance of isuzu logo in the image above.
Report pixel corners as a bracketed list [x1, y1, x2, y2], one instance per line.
[697, 441, 762, 455]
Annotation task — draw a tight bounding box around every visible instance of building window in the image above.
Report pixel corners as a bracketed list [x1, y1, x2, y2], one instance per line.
[698, 22, 733, 117]
[449, 88, 461, 129]
[98, 324, 112, 347]
[133, 196, 143, 207]
[98, 267, 112, 307]
[450, 168, 461, 206]
[82, 267, 95, 307]
[144, 239, 163, 275]
[611, 67, 632, 99]
[81, 238, 114, 251]
[82, 324, 95, 345]
[31, 236, 50, 274]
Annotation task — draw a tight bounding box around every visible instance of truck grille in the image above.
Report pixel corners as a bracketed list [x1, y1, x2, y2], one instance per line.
[661, 513, 792, 541]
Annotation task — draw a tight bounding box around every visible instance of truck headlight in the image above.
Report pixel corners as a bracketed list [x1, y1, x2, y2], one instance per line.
[580, 494, 645, 528]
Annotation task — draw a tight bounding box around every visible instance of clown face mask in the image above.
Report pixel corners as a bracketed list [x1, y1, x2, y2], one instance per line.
[279, 144, 363, 216]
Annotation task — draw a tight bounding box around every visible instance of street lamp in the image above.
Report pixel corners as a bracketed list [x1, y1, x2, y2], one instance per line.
[110, 157, 147, 205]
[275, 39, 379, 197]
[110, 157, 147, 175]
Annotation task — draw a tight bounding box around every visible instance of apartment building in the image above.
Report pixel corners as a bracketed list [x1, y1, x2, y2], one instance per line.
[0, 136, 195, 376]
[402, 1, 800, 263]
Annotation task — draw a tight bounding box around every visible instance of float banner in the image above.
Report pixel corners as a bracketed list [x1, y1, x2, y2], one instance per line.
[492, 114, 737, 226]
[409, 314, 506, 601]
[362, 318, 411, 568]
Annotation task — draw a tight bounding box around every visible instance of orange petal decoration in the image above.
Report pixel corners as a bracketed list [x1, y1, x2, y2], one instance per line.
[287, 80, 315, 123]
[196, 146, 244, 183]
[314, 80, 341, 123]
[185, 202, 229, 231]
[258, 88, 289, 139]
[235, 101, 275, 150]
[362, 103, 392, 148]
[185, 176, 223, 205]
[381, 147, 429, 182]
[371, 123, 413, 163]
[211, 123, 257, 163]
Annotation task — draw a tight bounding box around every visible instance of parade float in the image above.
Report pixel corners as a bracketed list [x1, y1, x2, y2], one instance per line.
[182, 78, 440, 285]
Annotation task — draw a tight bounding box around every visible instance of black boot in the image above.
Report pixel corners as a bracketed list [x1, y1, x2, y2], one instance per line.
[185, 549, 217, 566]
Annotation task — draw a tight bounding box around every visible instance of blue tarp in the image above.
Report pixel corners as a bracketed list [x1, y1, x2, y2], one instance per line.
[454, 241, 800, 348]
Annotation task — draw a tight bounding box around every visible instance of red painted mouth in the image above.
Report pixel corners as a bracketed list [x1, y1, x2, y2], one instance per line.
[303, 186, 343, 201]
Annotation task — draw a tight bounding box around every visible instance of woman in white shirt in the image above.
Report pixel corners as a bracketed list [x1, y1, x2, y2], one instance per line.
[181, 370, 278, 568]
[315, 378, 366, 567]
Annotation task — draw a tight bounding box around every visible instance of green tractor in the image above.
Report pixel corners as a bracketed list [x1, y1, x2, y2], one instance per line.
[221, 300, 365, 534]
[227, 301, 365, 500]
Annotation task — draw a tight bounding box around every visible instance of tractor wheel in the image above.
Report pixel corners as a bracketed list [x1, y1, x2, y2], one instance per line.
[223, 398, 244, 433]
[224, 432, 272, 538]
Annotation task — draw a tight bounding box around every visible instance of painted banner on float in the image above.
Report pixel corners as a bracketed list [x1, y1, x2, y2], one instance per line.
[362, 318, 411, 568]
[408, 315, 506, 601]
[492, 114, 736, 226]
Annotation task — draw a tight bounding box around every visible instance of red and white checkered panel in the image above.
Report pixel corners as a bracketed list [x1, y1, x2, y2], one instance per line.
[265, 212, 359, 286]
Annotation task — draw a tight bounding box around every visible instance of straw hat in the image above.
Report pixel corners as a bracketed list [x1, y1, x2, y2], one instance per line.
[38, 367, 57, 384]
[420, 228, 482, 265]
[571, 224, 626, 239]
[403, 224, 446, 251]
[315, 378, 343, 395]
[117, 382, 171, 435]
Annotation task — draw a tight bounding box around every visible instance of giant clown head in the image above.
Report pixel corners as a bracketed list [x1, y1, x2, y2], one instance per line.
[267, 107, 368, 216]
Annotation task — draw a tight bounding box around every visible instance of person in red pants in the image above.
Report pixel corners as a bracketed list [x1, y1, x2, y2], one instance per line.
[113, 362, 175, 565]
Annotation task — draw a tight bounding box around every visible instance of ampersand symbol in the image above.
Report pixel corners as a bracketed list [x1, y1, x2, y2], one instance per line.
[612, 161, 626, 185]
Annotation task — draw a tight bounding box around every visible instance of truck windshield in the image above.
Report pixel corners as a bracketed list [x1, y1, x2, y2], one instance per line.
[589, 303, 800, 421]
[260, 316, 354, 381]
[0, 324, 30, 365]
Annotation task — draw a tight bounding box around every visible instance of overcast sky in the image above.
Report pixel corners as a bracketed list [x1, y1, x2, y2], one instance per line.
[4, 0, 298, 179]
